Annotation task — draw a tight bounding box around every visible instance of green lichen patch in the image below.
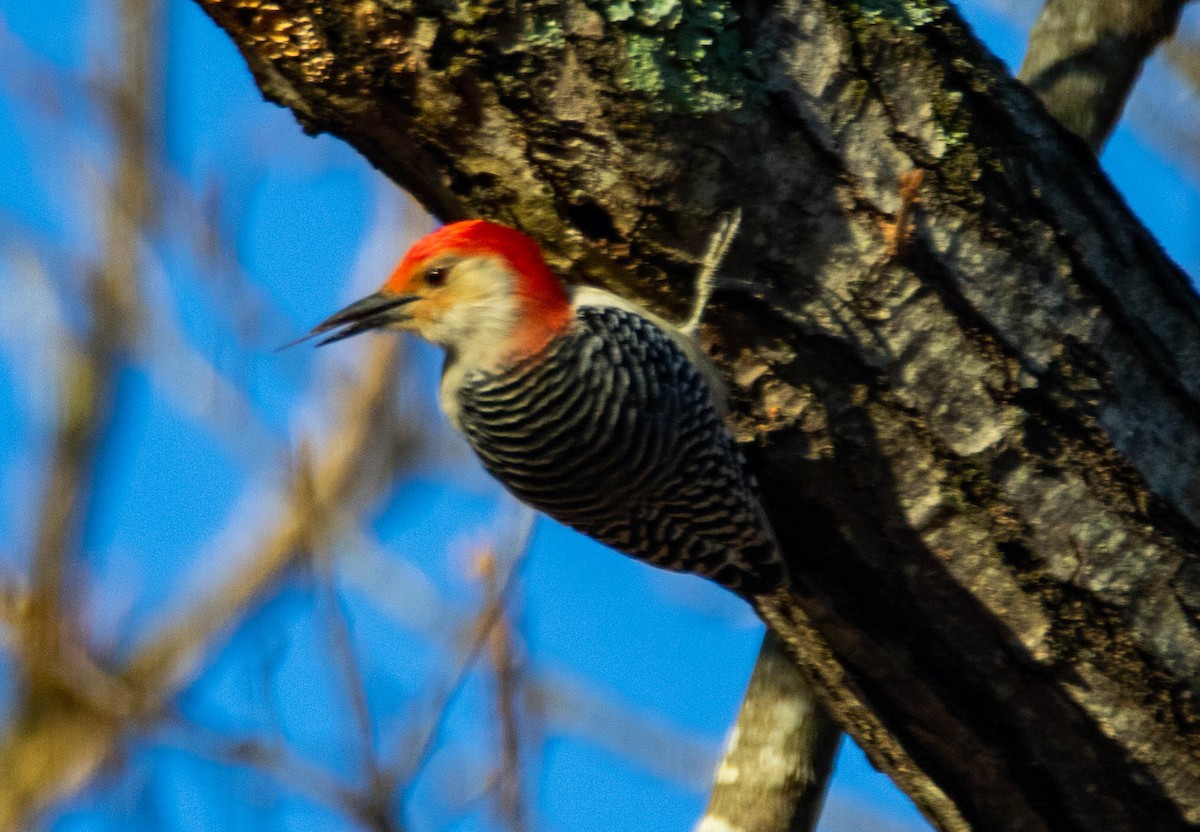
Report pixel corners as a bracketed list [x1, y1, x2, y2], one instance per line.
[587, 0, 761, 115]
[852, 0, 943, 30]
[523, 12, 566, 50]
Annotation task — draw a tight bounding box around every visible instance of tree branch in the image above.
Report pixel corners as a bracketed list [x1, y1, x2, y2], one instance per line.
[28, 0, 154, 646]
[0, 339, 407, 827]
[1019, 0, 1191, 150]
[698, 634, 839, 832]
[194, 0, 1200, 829]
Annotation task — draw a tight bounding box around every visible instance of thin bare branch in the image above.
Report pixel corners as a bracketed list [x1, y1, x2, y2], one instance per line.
[0, 0, 157, 823]
[1163, 36, 1200, 93]
[0, 334, 405, 827]
[0, 601, 139, 829]
[391, 509, 534, 803]
[529, 670, 719, 791]
[477, 547, 527, 832]
[28, 0, 156, 635]
[123, 337, 403, 693]
[314, 554, 394, 821]
[161, 714, 405, 832]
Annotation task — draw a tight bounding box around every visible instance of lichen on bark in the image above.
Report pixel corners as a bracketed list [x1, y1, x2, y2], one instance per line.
[588, 0, 761, 113]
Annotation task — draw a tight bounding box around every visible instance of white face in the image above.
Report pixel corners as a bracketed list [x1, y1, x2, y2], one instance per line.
[401, 253, 521, 369]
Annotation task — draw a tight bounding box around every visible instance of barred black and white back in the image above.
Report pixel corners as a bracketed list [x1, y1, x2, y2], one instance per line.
[456, 299, 787, 597]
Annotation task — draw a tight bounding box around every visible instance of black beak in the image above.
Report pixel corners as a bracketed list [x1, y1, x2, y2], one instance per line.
[278, 292, 419, 351]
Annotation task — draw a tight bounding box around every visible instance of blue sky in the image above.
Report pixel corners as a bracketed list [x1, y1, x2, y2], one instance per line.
[1, 1, 1197, 830]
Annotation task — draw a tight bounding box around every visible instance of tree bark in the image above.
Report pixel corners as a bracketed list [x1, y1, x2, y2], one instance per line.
[698, 633, 840, 832]
[1019, 0, 1191, 150]
[194, 0, 1200, 829]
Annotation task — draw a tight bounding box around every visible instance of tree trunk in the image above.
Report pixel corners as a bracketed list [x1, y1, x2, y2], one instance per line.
[194, 0, 1200, 829]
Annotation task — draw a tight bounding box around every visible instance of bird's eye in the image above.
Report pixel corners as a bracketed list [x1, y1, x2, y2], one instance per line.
[426, 266, 449, 287]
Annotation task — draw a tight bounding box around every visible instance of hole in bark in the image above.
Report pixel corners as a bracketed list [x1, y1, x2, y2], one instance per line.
[233, 6, 256, 26]
[448, 169, 473, 196]
[448, 171, 497, 197]
[566, 200, 620, 242]
[428, 25, 454, 71]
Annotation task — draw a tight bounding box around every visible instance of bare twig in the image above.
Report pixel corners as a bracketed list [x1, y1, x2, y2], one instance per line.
[0, 336, 405, 827]
[162, 714, 405, 832]
[477, 547, 527, 832]
[0, 0, 157, 823]
[28, 0, 155, 639]
[1163, 36, 1200, 94]
[314, 553, 394, 823]
[124, 337, 403, 693]
[529, 669, 718, 790]
[391, 509, 534, 804]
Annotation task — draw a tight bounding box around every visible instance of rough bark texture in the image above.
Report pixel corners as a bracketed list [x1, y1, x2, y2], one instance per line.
[193, 0, 1200, 829]
[1018, 0, 1190, 150]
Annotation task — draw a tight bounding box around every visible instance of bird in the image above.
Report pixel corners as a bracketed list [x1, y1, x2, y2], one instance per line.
[298, 218, 839, 830]
[297, 215, 790, 600]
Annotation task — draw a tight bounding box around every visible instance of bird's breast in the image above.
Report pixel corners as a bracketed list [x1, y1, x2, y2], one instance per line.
[456, 309, 689, 509]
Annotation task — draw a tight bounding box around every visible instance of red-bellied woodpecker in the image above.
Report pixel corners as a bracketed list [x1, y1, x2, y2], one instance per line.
[302, 218, 839, 828]
[302, 216, 787, 599]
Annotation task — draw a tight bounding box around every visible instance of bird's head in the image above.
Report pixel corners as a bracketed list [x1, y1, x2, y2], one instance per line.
[305, 220, 572, 367]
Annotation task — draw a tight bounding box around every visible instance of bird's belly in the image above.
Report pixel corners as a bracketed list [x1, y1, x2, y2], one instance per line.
[457, 374, 780, 593]
[463, 384, 676, 536]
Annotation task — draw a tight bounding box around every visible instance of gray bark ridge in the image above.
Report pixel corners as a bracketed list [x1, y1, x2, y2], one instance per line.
[193, 0, 1200, 829]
